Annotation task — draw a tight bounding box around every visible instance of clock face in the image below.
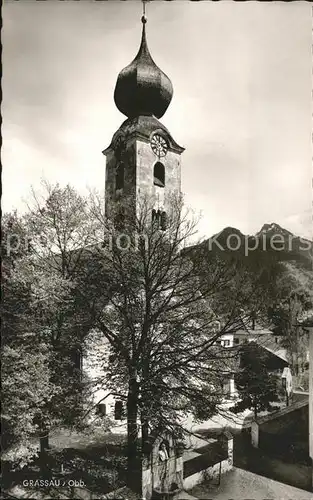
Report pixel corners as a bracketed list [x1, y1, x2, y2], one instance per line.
[151, 134, 168, 158]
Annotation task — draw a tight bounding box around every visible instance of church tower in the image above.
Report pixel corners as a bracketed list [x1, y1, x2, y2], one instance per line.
[102, 14, 184, 228]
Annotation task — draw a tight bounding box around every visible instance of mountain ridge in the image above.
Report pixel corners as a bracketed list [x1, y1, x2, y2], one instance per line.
[209, 223, 311, 243]
[203, 223, 313, 269]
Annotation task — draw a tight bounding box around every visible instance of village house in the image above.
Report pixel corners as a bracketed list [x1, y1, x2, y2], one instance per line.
[216, 318, 293, 401]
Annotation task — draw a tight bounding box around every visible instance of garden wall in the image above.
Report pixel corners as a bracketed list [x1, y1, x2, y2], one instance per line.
[183, 433, 233, 490]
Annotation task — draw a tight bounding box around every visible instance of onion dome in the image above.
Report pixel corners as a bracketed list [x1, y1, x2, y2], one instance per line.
[114, 16, 173, 119]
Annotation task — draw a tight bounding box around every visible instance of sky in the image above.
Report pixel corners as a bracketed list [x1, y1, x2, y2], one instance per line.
[2, 0, 312, 239]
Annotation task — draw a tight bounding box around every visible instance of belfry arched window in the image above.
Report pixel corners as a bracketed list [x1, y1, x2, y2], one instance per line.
[152, 209, 167, 231]
[116, 163, 124, 190]
[153, 162, 165, 188]
[152, 209, 157, 224]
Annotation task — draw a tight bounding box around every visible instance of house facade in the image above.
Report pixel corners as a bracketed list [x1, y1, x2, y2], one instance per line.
[217, 321, 292, 401]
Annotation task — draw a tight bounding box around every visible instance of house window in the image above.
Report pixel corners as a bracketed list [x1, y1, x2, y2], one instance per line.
[153, 162, 165, 187]
[222, 379, 231, 396]
[116, 163, 124, 190]
[98, 404, 107, 416]
[114, 401, 123, 420]
[234, 338, 240, 345]
[223, 340, 231, 347]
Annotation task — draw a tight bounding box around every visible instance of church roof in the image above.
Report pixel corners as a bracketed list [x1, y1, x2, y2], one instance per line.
[113, 16, 173, 119]
[102, 115, 184, 155]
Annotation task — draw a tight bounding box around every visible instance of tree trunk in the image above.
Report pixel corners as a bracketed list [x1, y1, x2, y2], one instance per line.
[141, 355, 150, 456]
[254, 405, 258, 420]
[40, 432, 49, 453]
[39, 429, 50, 478]
[141, 416, 150, 456]
[127, 371, 140, 492]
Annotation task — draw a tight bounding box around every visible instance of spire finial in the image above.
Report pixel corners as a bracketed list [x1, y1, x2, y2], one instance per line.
[141, 0, 147, 24]
[114, 0, 173, 119]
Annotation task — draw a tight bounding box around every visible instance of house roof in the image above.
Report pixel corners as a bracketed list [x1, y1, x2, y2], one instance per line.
[234, 327, 272, 336]
[239, 340, 289, 366]
[262, 345, 288, 363]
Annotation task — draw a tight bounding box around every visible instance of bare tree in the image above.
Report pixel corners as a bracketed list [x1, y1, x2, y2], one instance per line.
[75, 193, 261, 490]
[3, 183, 274, 489]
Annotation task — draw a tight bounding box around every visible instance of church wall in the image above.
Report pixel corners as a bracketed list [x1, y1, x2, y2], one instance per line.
[105, 140, 139, 222]
[104, 150, 117, 220]
[83, 334, 119, 421]
[136, 140, 181, 216]
[124, 140, 137, 193]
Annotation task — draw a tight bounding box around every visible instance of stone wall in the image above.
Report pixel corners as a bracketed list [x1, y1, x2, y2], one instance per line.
[141, 433, 183, 500]
[182, 433, 233, 492]
[140, 433, 234, 499]
[251, 400, 309, 450]
[183, 457, 232, 491]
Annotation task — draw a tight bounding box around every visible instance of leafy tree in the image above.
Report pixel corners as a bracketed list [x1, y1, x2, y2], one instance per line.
[231, 342, 280, 419]
[268, 262, 313, 376]
[1, 183, 97, 467]
[25, 184, 106, 455]
[2, 183, 289, 489]
[1, 212, 55, 465]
